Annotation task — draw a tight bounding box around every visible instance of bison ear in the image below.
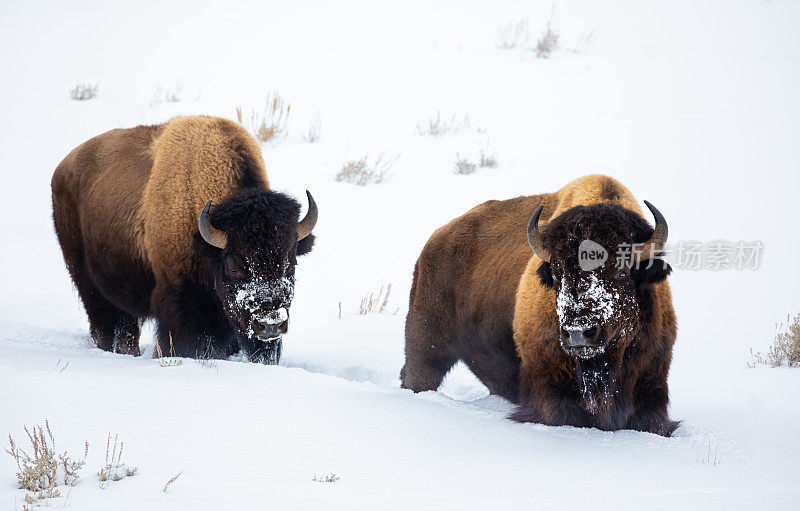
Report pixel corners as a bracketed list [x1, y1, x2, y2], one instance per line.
[536, 261, 554, 288]
[633, 257, 672, 285]
[297, 233, 315, 256]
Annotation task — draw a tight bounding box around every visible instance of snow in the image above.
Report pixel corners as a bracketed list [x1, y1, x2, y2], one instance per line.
[1, 0, 800, 509]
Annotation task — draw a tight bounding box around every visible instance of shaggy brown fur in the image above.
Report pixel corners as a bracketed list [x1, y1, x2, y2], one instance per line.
[52, 115, 314, 362]
[401, 175, 678, 436]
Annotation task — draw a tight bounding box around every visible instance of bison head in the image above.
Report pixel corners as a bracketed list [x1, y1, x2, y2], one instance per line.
[527, 202, 670, 359]
[197, 189, 317, 363]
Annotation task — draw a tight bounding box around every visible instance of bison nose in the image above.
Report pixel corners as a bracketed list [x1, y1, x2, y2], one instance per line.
[251, 319, 281, 340]
[560, 326, 601, 347]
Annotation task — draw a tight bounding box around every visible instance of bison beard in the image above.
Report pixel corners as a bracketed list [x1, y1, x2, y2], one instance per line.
[401, 175, 679, 436]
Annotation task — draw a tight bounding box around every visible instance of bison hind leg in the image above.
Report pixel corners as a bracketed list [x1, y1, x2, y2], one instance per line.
[400, 347, 457, 393]
[72, 272, 141, 355]
[87, 301, 141, 356]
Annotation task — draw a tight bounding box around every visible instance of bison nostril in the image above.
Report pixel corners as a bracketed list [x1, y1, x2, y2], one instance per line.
[560, 328, 570, 341]
[251, 319, 265, 335]
[278, 319, 288, 334]
[583, 326, 599, 340]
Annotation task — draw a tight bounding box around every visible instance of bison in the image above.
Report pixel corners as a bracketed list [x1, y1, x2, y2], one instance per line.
[51, 115, 317, 364]
[401, 175, 678, 436]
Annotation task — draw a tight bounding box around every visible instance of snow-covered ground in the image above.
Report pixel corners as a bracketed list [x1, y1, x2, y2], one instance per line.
[1, 0, 799, 508]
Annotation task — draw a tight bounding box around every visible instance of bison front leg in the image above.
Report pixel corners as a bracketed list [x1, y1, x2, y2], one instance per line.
[509, 373, 591, 428]
[151, 282, 235, 360]
[626, 375, 679, 437]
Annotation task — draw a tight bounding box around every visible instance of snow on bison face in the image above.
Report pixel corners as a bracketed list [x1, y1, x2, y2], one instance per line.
[198, 189, 317, 363]
[528, 201, 671, 358]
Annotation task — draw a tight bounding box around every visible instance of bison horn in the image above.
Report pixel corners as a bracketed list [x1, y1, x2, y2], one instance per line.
[527, 205, 551, 263]
[198, 199, 228, 249]
[640, 200, 668, 261]
[297, 190, 318, 241]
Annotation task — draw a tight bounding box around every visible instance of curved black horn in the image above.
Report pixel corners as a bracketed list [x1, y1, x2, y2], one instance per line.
[198, 199, 228, 249]
[297, 190, 318, 241]
[527, 205, 551, 263]
[641, 200, 668, 260]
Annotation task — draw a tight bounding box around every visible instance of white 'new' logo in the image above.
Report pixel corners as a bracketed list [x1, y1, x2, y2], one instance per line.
[578, 239, 608, 271]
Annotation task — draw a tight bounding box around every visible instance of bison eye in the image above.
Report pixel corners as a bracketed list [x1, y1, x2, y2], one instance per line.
[615, 271, 628, 279]
[226, 257, 249, 280]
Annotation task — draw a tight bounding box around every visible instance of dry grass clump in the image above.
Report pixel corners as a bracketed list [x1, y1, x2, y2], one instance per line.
[455, 149, 498, 175]
[535, 23, 560, 58]
[497, 20, 531, 49]
[151, 83, 181, 105]
[416, 111, 472, 137]
[304, 111, 322, 143]
[155, 332, 183, 367]
[454, 154, 478, 175]
[749, 311, 800, 367]
[70, 82, 99, 100]
[236, 91, 291, 143]
[313, 473, 340, 483]
[496, 18, 563, 58]
[163, 470, 183, 492]
[359, 284, 394, 315]
[571, 30, 598, 54]
[5, 421, 88, 506]
[336, 152, 399, 186]
[479, 149, 498, 168]
[97, 432, 137, 488]
[195, 344, 218, 369]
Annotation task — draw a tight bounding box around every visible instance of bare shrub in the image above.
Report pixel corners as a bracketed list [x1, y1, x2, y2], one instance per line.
[70, 82, 98, 101]
[359, 284, 393, 315]
[303, 111, 322, 143]
[195, 345, 218, 370]
[151, 83, 182, 105]
[571, 30, 598, 54]
[97, 432, 137, 488]
[535, 23, 560, 58]
[479, 149, 497, 168]
[335, 153, 399, 186]
[454, 154, 477, 175]
[749, 311, 800, 367]
[313, 473, 340, 483]
[236, 91, 291, 143]
[5, 421, 88, 506]
[416, 111, 471, 137]
[496, 20, 531, 49]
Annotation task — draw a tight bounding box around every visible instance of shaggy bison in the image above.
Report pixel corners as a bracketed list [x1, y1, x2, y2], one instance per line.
[51, 115, 317, 364]
[401, 175, 678, 436]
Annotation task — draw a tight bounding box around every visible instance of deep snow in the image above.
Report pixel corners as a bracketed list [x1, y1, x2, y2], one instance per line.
[1, 0, 799, 509]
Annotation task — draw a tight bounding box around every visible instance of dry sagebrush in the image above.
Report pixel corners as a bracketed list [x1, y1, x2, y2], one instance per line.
[749, 311, 800, 367]
[535, 23, 560, 58]
[496, 20, 531, 49]
[236, 91, 291, 142]
[151, 83, 182, 105]
[416, 111, 471, 137]
[304, 111, 322, 143]
[70, 82, 99, 100]
[97, 432, 138, 488]
[336, 153, 399, 186]
[496, 19, 562, 59]
[5, 421, 88, 504]
[454, 149, 497, 175]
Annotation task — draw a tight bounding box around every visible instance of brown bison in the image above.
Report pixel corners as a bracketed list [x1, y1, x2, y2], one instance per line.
[401, 175, 678, 436]
[51, 115, 317, 364]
